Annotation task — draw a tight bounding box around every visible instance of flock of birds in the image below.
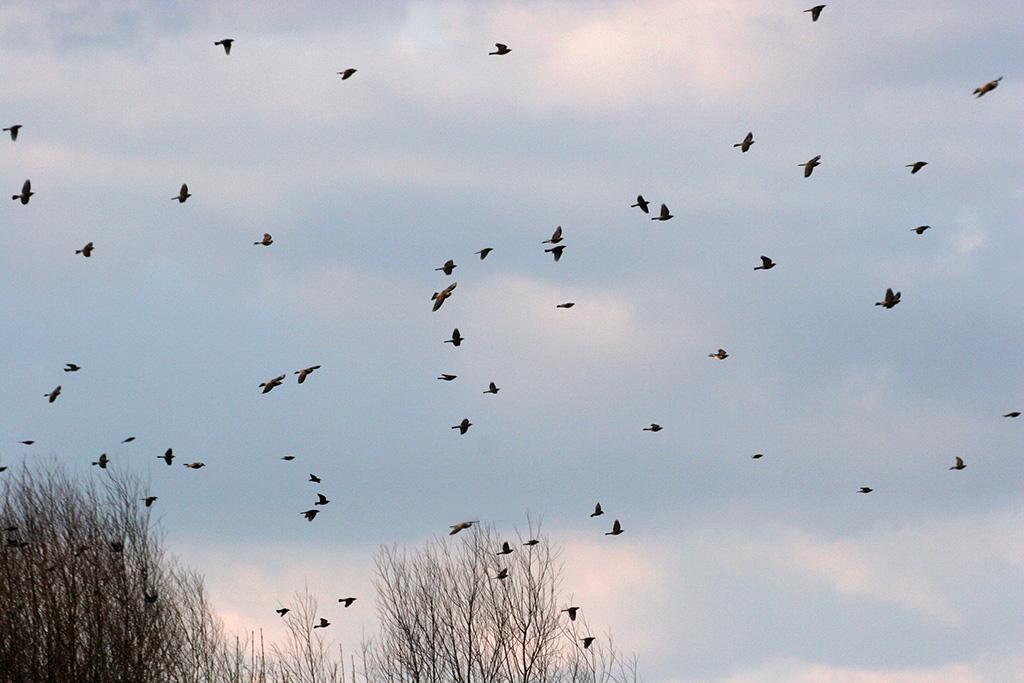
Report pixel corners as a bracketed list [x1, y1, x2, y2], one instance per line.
[2, 4, 1015, 651]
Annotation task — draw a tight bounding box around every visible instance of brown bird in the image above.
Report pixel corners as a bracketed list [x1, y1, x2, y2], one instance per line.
[709, 348, 729, 360]
[496, 541, 514, 555]
[3, 124, 22, 141]
[445, 328, 464, 346]
[949, 456, 966, 471]
[483, 382, 500, 394]
[799, 155, 821, 177]
[581, 636, 596, 649]
[562, 606, 580, 621]
[911, 225, 931, 235]
[643, 423, 662, 432]
[875, 288, 901, 309]
[295, 365, 321, 384]
[590, 502, 604, 517]
[452, 418, 472, 434]
[338, 68, 357, 79]
[432, 282, 458, 311]
[1004, 412, 1021, 418]
[651, 203, 673, 221]
[276, 607, 290, 617]
[631, 195, 650, 213]
[556, 302, 575, 308]
[437, 373, 457, 381]
[254, 233, 273, 246]
[605, 519, 624, 535]
[92, 453, 109, 469]
[184, 462, 206, 469]
[142, 496, 158, 507]
[436, 259, 457, 275]
[214, 38, 234, 54]
[754, 256, 775, 270]
[494, 567, 509, 580]
[523, 539, 539, 546]
[12, 179, 33, 204]
[545, 245, 565, 262]
[543, 226, 563, 244]
[973, 77, 1002, 98]
[45, 385, 61, 403]
[339, 597, 357, 607]
[804, 5, 825, 21]
[76, 242, 94, 257]
[260, 374, 286, 393]
[313, 617, 330, 628]
[314, 493, 329, 506]
[734, 131, 755, 152]
[301, 509, 320, 522]
[489, 43, 511, 55]
[476, 248, 493, 259]
[906, 161, 928, 174]
[449, 520, 478, 535]
[159, 448, 174, 466]
[172, 183, 191, 203]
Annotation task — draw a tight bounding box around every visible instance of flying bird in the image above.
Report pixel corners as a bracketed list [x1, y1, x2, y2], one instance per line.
[709, 348, 729, 360]
[144, 590, 158, 604]
[338, 68, 357, 79]
[435, 259, 457, 275]
[973, 77, 1002, 97]
[489, 43, 511, 55]
[906, 161, 928, 174]
[543, 226, 563, 244]
[45, 385, 61, 403]
[734, 131, 755, 152]
[562, 607, 580, 621]
[64, 363, 81, 372]
[301, 509, 320, 522]
[911, 225, 931, 235]
[214, 38, 234, 54]
[484, 382, 500, 394]
[3, 124, 22, 141]
[804, 5, 825, 21]
[92, 453, 109, 469]
[875, 288, 901, 309]
[314, 493, 330, 506]
[445, 328, 464, 346]
[1004, 412, 1020, 418]
[452, 418, 472, 434]
[752, 453, 764, 459]
[437, 374, 457, 381]
[581, 636, 596, 649]
[295, 365, 321, 384]
[449, 520, 478, 535]
[494, 567, 509, 580]
[281, 455, 296, 461]
[276, 608, 290, 617]
[160, 449, 174, 466]
[313, 617, 330, 628]
[523, 539, 539, 546]
[12, 179, 33, 204]
[643, 423, 662, 432]
[858, 487, 873, 494]
[142, 496, 158, 507]
[799, 155, 821, 177]
[496, 541, 514, 555]
[545, 245, 565, 262]
[184, 462, 206, 469]
[339, 597, 357, 607]
[307, 474, 322, 484]
[254, 233, 273, 246]
[651, 203, 673, 221]
[172, 183, 191, 203]
[754, 256, 776, 270]
[260, 374, 286, 393]
[432, 282, 458, 311]
[631, 195, 650, 213]
[476, 248, 493, 259]
[590, 503, 604, 517]
[76, 242, 94, 257]
[605, 519, 624, 535]
[556, 302, 575, 308]
[949, 456, 966, 471]
[18, 441, 34, 445]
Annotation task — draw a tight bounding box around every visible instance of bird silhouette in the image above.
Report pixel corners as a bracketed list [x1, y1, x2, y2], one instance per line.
[144, 590, 158, 604]
[581, 636, 596, 649]
[911, 225, 931, 235]
[875, 288, 901, 309]
[338, 68, 357, 79]
[3, 125, 22, 141]
[523, 539, 539, 546]
[494, 567, 509, 580]
[92, 453, 109, 469]
[214, 38, 234, 54]
[445, 328, 464, 346]
[160, 449, 174, 466]
[631, 195, 650, 213]
[496, 541, 514, 555]
[432, 282, 458, 311]
[314, 493, 330, 506]
[489, 43, 511, 55]
[301, 509, 320, 522]
[949, 456, 966, 470]
[734, 131, 755, 152]
[276, 608, 290, 617]
[64, 363, 81, 372]
[45, 385, 61, 403]
[12, 179, 33, 204]
[309, 473, 322, 483]
[799, 155, 821, 177]
[858, 487, 873, 494]
[339, 597, 357, 607]
[562, 606, 580, 621]
[974, 77, 1002, 97]
[18, 440, 34, 445]
[436, 259, 457, 275]
[452, 418, 472, 434]
[543, 226, 563, 244]
[484, 382, 500, 394]
[590, 503, 604, 517]
[804, 5, 825, 21]
[545, 245, 566, 262]
[709, 348, 729, 360]
[754, 256, 775, 270]
[556, 302, 575, 308]
[476, 248, 493, 259]
[76, 242, 94, 257]
[142, 496, 158, 507]
[752, 453, 764, 459]
[643, 423, 662, 432]
[1004, 412, 1021, 418]
[313, 617, 330, 628]
[906, 161, 928, 174]
[605, 519, 624, 535]
[295, 365, 321, 384]
[281, 455, 296, 461]
[172, 183, 191, 203]
[110, 540, 124, 553]
[184, 462, 206, 469]
[260, 374, 286, 393]
[449, 520, 478, 535]
[255, 233, 273, 246]
[651, 203, 673, 221]
[437, 374, 457, 381]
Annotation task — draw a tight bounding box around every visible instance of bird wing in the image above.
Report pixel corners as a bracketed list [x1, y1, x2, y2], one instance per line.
[22, 179, 31, 194]
[760, 256, 772, 267]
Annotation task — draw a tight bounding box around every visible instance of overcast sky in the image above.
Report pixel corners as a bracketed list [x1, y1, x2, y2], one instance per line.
[2, 1, 1022, 681]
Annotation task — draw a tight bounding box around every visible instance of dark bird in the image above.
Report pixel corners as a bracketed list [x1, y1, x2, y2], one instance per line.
[911, 225, 931, 235]
[255, 233, 273, 246]
[45, 385, 61, 403]
[110, 541, 124, 553]
[556, 302, 575, 308]
[1004, 412, 1021, 418]
[709, 348, 729, 360]
[314, 493, 330, 506]
[445, 328, 464, 346]
[338, 68, 357, 80]
[3, 124, 22, 141]
[643, 423, 662, 432]
[260, 374, 286, 393]
[276, 608, 290, 617]
[484, 382, 500, 394]
[581, 636, 596, 649]
[494, 567, 509, 580]
[751, 453, 764, 459]
[313, 617, 330, 628]
[973, 77, 1002, 97]
[309, 473, 322, 483]
[804, 5, 825, 21]
[734, 131, 755, 152]
[543, 226, 563, 244]
[651, 203, 673, 221]
[605, 519, 624, 535]
[172, 183, 191, 203]
[64, 363, 81, 372]
[160, 449, 174, 466]
[754, 256, 776, 270]
[497, 541, 514, 555]
[476, 248, 493, 259]
[301, 509, 320, 522]
[858, 487, 873, 494]
[523, 539, 539, 546]
[545, 245, 565, 262]
[438, 374, 458, 381]
[452, 418, 472, 434]
[281, 455, 295, 461]
[590, 503, 604, 517]
[214, 38, 234, 54]
[906, 161, 928, 174]
[432, 282, 458, 311]
[489, 43, 511, 55]
[18, 440, 34, 445]
[295, 365, 321, 384]
[339, 597, 357, 607]
[436, 259, 457, 275]
[799, 155, 821, 177]
[144, 590, 158, 604]
[122, 436, 136, 444]
[631, 195, 650, 213]
[449, 520, 478, 535]
[12, 179, 33, 204]
[949, 456, 966, 471]
[92, 453, 109, 469]
[562, 606, 580, 621]
[183, 462, 205, 469]
[875, 288, 901, 309]
[142, 496, 158, 507]
[76, 242, 94, 257]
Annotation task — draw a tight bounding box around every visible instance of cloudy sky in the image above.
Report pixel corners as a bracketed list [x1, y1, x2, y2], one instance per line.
[2, 1, 1022, 681]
